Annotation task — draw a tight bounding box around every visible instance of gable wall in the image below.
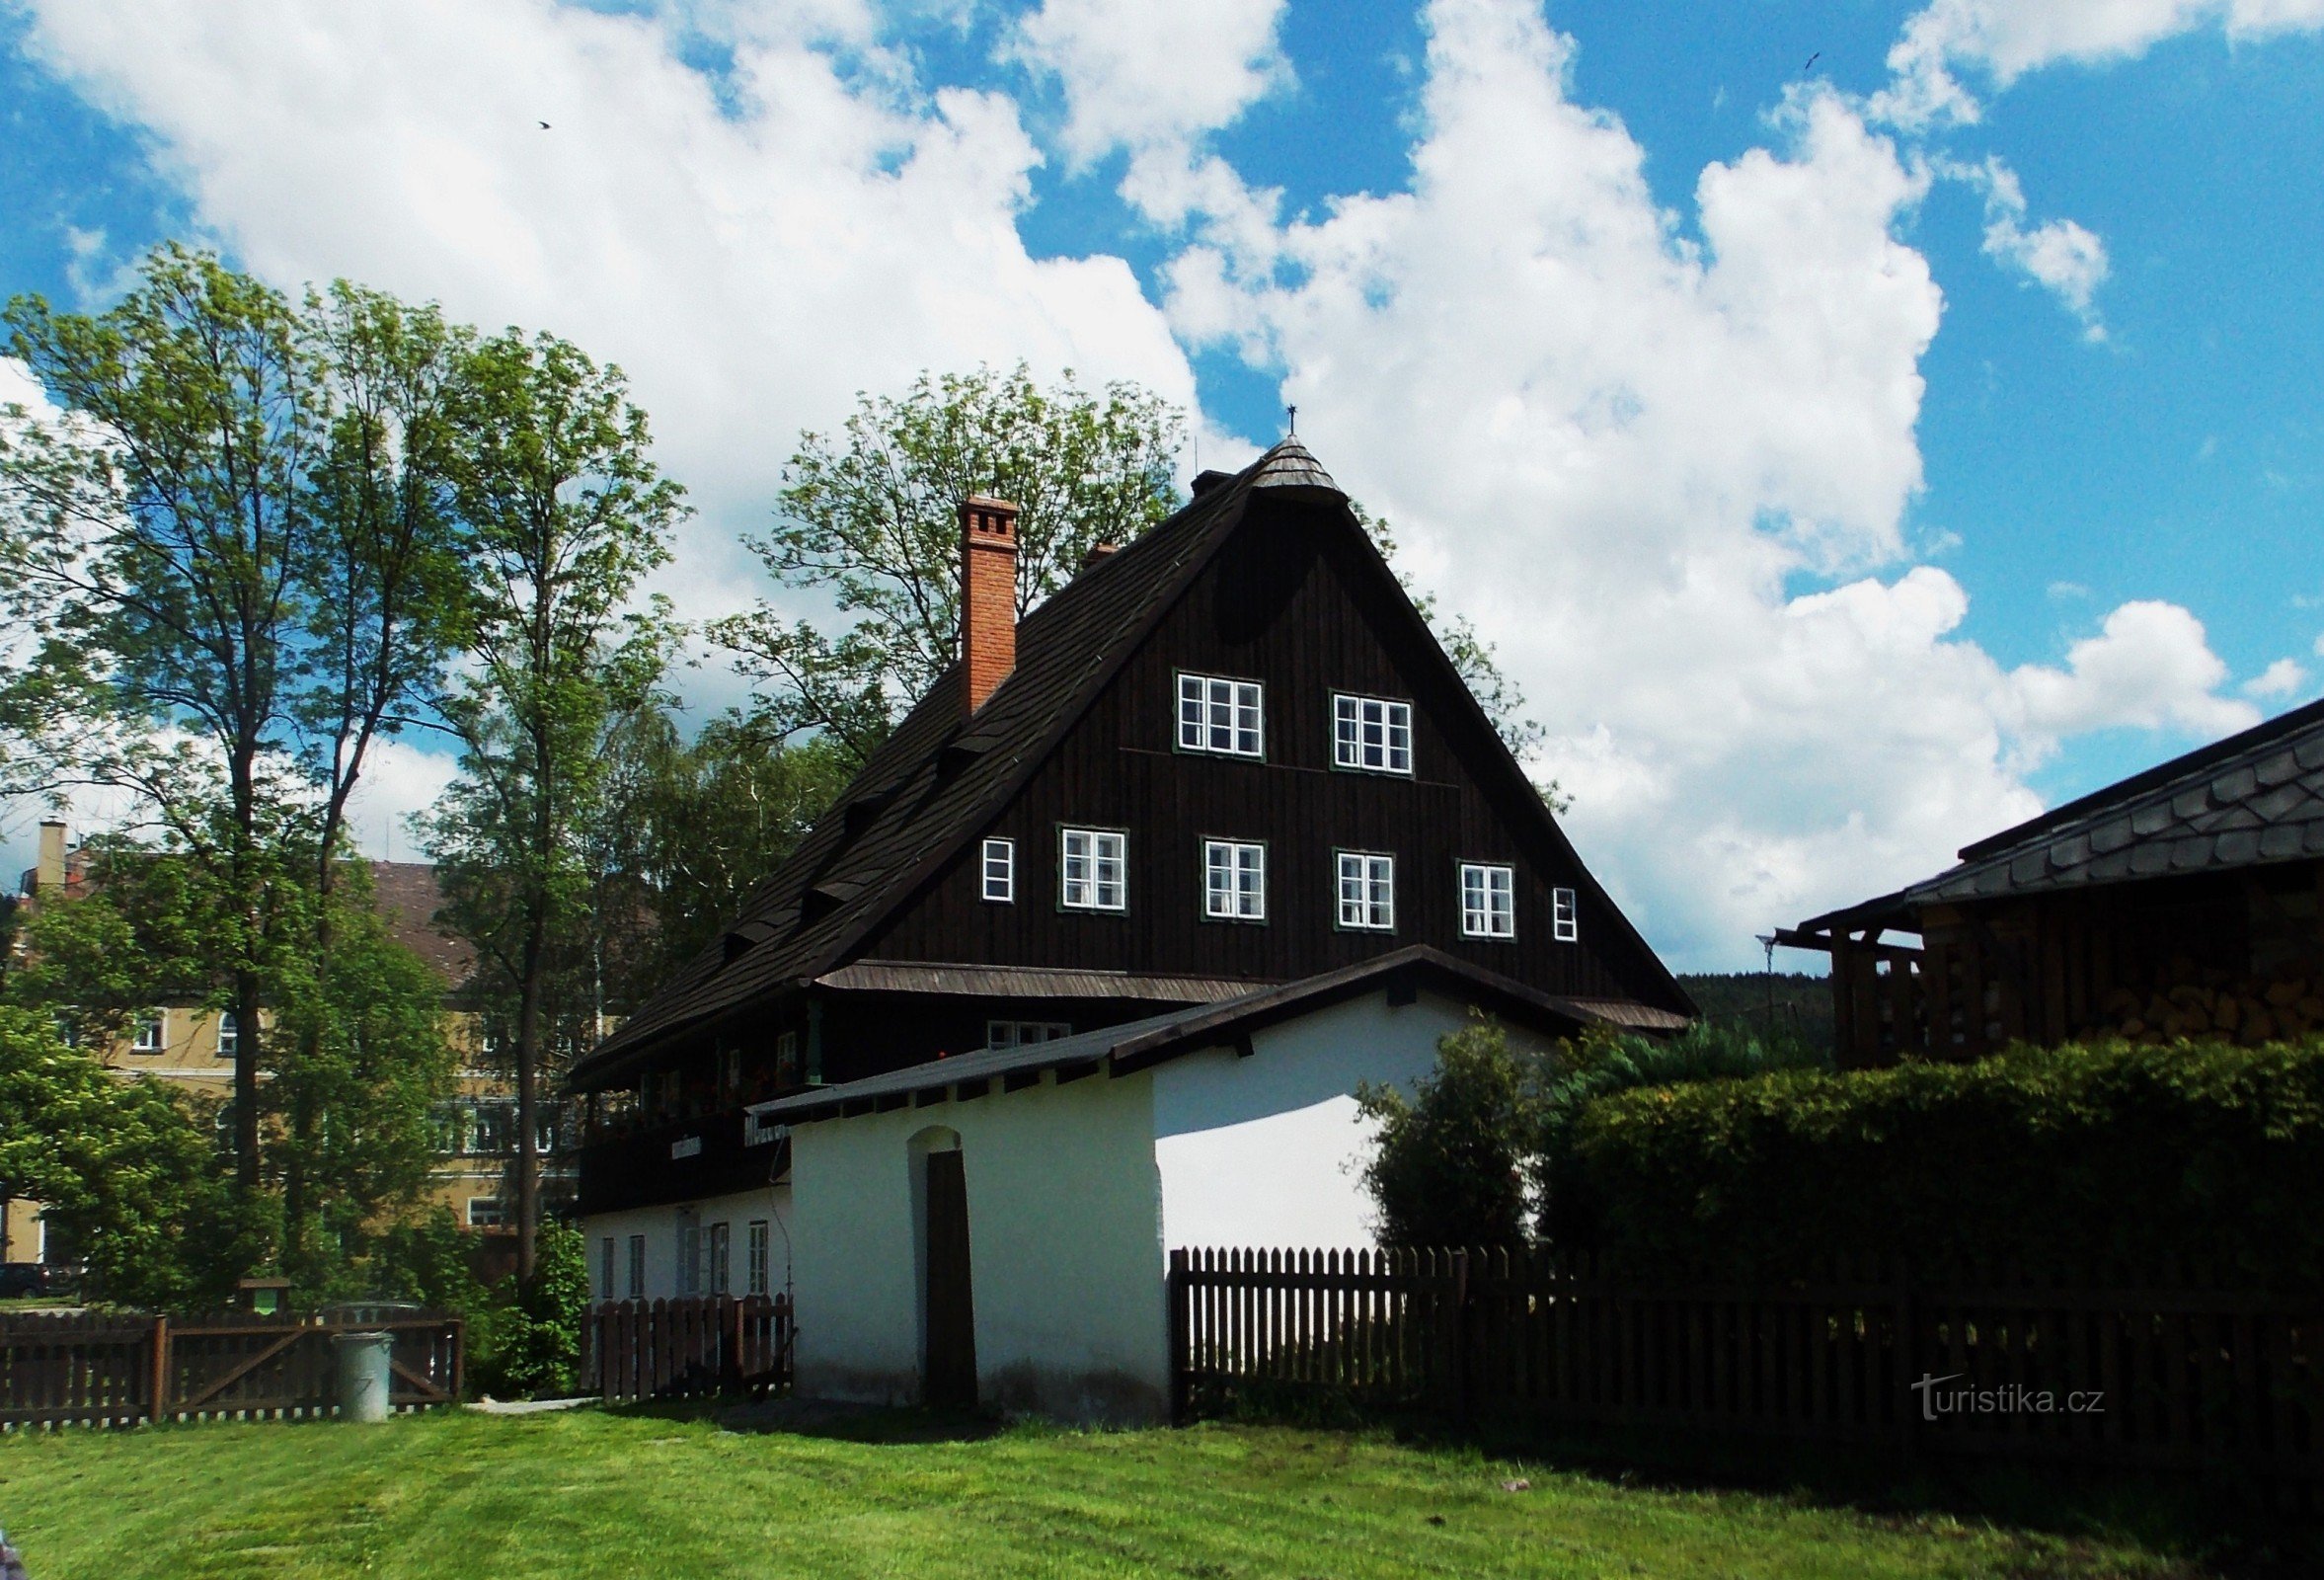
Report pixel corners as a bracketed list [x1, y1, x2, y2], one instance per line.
[861, 495, 1673, 1005]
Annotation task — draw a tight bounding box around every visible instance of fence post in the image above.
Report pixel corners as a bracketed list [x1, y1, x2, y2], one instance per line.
[1894, 1256, 1917, 1464]
[1451, 1248, 1473, 1423]
[723, 1297, 745, 1394]
[148, 1314, 170, 1425]
[1167, 1249, 1190, 1426]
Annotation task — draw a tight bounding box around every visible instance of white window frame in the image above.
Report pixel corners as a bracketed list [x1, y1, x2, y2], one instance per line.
[1336, 851, 1396, 932]
[746, 1221, 771, 1297]
[1059, 828, 1127, 911]
[214, 1011, 239, 1059]
[1460, 863, 1517, 940]
[1177, 672, 1265, 757]
[131, 1011, 164, 1054]
[981, 837, 1015, 903]
[1553, 886, 1580, 943]
[1333, 693, 1415, 775]
[986, 1019, 1073, 1050]
[626, 1234, 647, 1300]
[1202, 838, 1267, 921]
[708, 1222, 732, 1297]
[465, 1196, 505, 1228]
[598, 1236, 615, 1302]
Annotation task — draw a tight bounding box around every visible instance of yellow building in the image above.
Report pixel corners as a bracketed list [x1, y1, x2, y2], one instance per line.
[4, 822, 574, 1270]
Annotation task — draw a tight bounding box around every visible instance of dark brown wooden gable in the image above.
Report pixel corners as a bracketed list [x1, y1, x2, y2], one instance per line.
[856, 491, 1686, 1011]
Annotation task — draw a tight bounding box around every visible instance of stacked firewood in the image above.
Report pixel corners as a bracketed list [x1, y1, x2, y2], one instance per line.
[2103, 965, 2324, 1045]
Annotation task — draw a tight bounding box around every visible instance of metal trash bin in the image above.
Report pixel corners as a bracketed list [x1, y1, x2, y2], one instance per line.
[333, 1330, 393, 1422]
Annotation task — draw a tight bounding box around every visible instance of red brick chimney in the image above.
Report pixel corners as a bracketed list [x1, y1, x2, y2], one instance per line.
[960, 495, 1020, 715]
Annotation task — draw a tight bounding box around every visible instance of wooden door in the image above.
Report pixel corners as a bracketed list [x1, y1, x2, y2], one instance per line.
[922, 1148, 976, 1409]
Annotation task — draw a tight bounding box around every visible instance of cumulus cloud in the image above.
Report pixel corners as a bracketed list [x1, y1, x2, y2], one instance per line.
[1957, 156, 2110, 333]
[2247, 658, 2311, 699]
[1162, 0, 2249, 963]
[1008, 0, 1290, 166]
[1878, 0, 2324, 127]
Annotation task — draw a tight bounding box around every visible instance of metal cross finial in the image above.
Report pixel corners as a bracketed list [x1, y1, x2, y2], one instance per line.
[1286, 404, 1297, 434]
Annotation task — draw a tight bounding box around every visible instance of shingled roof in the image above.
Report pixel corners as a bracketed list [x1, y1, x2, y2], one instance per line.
[1800, 694, 2324, 933]
[572, 435, 1678, 1083]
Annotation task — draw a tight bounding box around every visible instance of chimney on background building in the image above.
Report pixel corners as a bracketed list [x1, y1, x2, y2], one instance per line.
[35, 821, 66, 896]
[960, 495, 1020, 715]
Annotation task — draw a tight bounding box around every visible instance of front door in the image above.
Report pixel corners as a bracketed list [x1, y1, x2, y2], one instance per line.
[922, 1148, 976, 1409]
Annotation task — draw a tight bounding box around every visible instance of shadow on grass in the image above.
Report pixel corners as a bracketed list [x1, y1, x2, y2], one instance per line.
[1363, 1410, 2317, 1579]
[597, 1395, 1007, 1444]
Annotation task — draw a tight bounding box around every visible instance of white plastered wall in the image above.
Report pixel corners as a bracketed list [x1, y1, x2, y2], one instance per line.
[789, 1066, 1170, 1421]
[1152, 989, 1544, 1253]
[581, 1181, 791, 1304]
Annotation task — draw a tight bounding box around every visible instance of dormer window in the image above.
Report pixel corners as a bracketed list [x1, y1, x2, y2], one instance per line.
[1178, 673, 1263, 757]
[1333, 693, 1413, 774]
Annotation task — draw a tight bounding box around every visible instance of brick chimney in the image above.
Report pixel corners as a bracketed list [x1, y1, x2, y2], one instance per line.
[35, 821, 66, 896]
[960, 495, 1020, 715]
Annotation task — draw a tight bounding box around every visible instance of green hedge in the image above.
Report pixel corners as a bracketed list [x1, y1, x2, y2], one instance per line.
[1550, 1037, 2324, 1286]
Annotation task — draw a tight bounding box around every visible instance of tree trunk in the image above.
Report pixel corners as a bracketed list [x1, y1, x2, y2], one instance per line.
[233, 968, 264, 1193]
[513, 895, 546, 1286]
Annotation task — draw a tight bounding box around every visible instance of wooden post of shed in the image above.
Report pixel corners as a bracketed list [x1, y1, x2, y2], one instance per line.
[1831, 933, 1859, 1067]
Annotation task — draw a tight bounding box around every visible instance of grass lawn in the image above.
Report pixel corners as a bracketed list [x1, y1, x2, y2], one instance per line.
[0, 1403, 2211, 1579]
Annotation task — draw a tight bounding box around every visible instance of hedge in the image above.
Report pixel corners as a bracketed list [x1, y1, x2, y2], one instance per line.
[1550, 1037, 2324, 1287]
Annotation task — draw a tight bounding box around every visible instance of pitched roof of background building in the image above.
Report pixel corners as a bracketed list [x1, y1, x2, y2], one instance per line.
[367, 861, 474, 986]
[573, 437, 1686, 1082]
[1800, 694, 2324, 932]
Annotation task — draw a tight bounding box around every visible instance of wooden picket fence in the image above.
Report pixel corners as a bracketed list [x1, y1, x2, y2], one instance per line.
[582, 1295, 792, 1402]
[1169, 1248, 2324, 1490]
[0, 1308, 464, 1429]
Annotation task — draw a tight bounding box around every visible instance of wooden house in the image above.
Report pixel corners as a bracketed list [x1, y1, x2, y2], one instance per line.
[1781, 696, 2324, 1066]
[569, 437, 1689, 1314]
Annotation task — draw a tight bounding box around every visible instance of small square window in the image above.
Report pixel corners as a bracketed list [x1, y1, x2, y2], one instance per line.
[1337, 852, 1396, 931]
[466, 1196, 506, 1228]
[1177, 673, 1264, 757]
[130, 1012, 164, 1054]
[1461, 863, 1516, 939]
[981, 837, 1015, 903]
[1203, 839, 1267, 920]
[1060, 828, 1126, 910]
[1333, 694, 1414, 774]
[1553, 887, 1579, 942]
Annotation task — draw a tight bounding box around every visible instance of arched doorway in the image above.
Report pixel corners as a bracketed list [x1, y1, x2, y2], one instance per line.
[910, 1128, 975, 1409]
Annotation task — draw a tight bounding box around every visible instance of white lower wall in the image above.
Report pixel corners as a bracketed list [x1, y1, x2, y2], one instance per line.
[789, 1067, 1170, 1422]
[1151, 988, 1539, 1253]
[581, 1182, 791, 1304]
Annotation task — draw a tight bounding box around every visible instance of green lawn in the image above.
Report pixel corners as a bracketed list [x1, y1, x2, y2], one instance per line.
[0, 1404, 2206, 1579]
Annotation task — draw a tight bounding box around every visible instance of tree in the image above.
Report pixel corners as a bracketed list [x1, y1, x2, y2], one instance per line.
[0, 251, 470, 1249]
[1356, 1021, 1544, 1248]
[0, 1004, 237, 1307]
[709, 363, 1184, 764]
[424, 327, 683, 1283]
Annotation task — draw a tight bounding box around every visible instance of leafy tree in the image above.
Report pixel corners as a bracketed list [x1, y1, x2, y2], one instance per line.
[709, 363, 1184, 763]
[0, 1004, 238, 1307]
[485, 1219, 589, 1398]
[1356, 1021, 1544, 1248]
[424, 328, 683, 1283]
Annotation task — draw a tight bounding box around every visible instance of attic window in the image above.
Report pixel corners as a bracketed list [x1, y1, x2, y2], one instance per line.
[1334, 693, 1413, 775]
[1178, 673, 1263, 757]
[1552, 887, 1579, 943]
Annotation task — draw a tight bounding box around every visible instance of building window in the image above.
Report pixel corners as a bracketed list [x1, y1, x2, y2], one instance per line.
[1333, 693, 1414, 775]
[1202, 839, 1266, 921]
[1337, 851, 1396, 931]
[708, 1222, 732, 1297]
[626, 1234, 646, 1300]
[429, 1105, 465, 1154]
[1553, 886, 1580, 943]
[535, 1112, 559, 1154]
[470, 1104, 510, 1155]
[214, 1011, 239, 1059]
[677, 1221, 702, 1298]
[130, 1011, 164, 1054]
[722, 1047, 741, 1094]
[1059, 828, 1126, 911]
[1460, 863, 1516, 939]
[986, 1020, 1072, 1049]
[747, 1221, 771, 1297]
[776, 1030, 801, 1086]
[1177, 673, 1264, 757]
[466, 1196, 505, 1228]
[981, 837, 1015, 902]
[599, 1236, 615, 1302]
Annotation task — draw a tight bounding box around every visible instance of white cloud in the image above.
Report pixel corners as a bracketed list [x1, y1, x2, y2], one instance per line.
[1007, 0, 1290, 166]
[1956, 156, 2110, 333]
[1163, 0, 2249, 965]
[2244, 657, 2309, 699]
[10, 0, 1201, 659]
[1878, 0, 2324, 127]
[341, 736, 463, 861]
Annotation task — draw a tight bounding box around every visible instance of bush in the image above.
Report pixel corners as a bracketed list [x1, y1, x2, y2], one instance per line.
[1553, 1036, 2324, 1285]
[480, 1223, 589, 1398]
[1356, 1022, 1538, 1247]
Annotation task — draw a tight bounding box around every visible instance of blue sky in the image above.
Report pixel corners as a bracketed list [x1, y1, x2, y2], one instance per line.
[2, 0, 2319, 968]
